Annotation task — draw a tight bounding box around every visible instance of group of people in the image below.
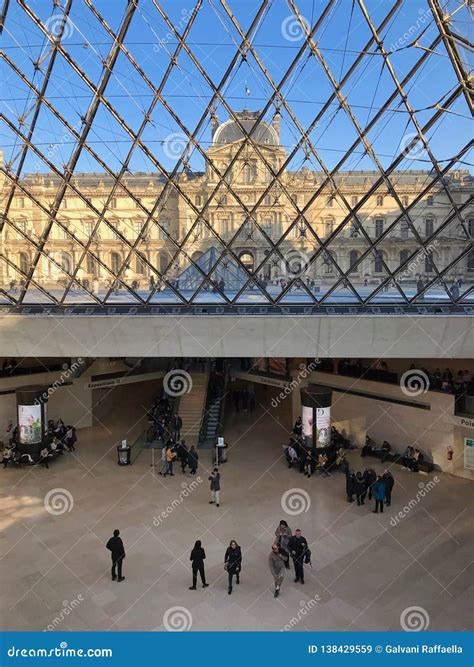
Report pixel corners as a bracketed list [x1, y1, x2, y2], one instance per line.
[106, 519, 311, 599]
[361, 435, 426, 472]
[231, 385, 256, 413]
[1, 418, 77, 469]
[284, 419, 348, 477]
[345, 467, 394, 513]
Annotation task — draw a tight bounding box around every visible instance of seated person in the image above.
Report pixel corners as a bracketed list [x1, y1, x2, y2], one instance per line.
[411, 448, 424, 473]
[316, 453, 329, 476]
[2, 446, 12, 468]
[335, 447, 346, 466]
[361, 435, 373, 457]
[303, 452, 313, 477]
[286, 443, 299, 468]
[402, 445, 415, 469]
[380, 440, 391, 462]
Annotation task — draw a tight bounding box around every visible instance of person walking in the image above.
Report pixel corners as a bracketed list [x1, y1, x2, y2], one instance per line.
[346, 470, 356, 503]
[383, 470, 394, 506]
[288, 529, 309, 584]
[189, 540, 209, 589]
[354, 471, 367, 506]
[106, 529, 126, 582]
[164, 445, 175, 477]
[372, 476, 386, 514]
[224, 540, 242, 595]
[178, 439, 189, 473]
[65, 426, 77, 452]
[275, 519, 292, 569]
[209, 468, 220, 506]
[188, 445, 199, 475]
[269, 542, 287, 598]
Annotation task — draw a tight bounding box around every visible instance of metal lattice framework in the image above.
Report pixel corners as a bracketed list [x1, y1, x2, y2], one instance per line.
[0, 0, 472, 311]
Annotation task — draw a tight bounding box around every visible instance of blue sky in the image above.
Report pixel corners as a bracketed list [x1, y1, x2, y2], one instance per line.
[1, 0, 472, 175]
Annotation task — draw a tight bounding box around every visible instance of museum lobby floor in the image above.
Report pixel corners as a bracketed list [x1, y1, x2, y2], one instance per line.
[1, 382, 472, 632]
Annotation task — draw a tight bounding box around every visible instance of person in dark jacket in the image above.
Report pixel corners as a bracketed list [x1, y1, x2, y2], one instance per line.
[188, 446, 198, 475]
[65, 426, 77, 452]
[178, 439, 188, 473]
[354, 471, 367, 506]
[288, 529, 309, 584]
[382, 470, 394, 506]
[171, 414, 182, 441]
[346, 471, 356, 502]
[412, 449, 424, 473]
[208, 468, 220, 506]
[361, 435, 373, 457]
[293, 417, 302, 438]
[363, 468, 377, 500]
[224, 540, 242, 595]
[372, 476, 386, 514]
[189, 540, 209, 589]
[269, 542, 287, 598]
[106, 529, 126, 582]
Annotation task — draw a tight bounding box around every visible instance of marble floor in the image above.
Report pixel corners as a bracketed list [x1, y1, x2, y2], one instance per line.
[1, 381, 473, 633]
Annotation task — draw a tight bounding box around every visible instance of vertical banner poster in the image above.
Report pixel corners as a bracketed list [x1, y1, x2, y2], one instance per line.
[302, 404, 314, 449]
[464, 438, 474, 470]
[18, 404, 43, 444]
[316, 406, 331, 448]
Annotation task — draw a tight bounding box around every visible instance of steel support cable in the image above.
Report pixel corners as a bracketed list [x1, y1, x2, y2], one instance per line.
[64, 0, 211, 305]
[1, 1, 74, 267]
[225, 0, 402, 303]
[356, 0, 471, 299]
[286, 0, 465, 301]
[15, 0, 138, 305]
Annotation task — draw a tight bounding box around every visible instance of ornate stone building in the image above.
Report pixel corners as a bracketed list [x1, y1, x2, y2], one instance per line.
[1, 109, 472, 300]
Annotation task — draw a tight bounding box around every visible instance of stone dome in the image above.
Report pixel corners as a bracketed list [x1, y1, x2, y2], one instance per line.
[213, 109, 279, 146]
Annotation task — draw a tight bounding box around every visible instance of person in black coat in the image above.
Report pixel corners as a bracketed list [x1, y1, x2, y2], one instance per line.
[383, 470, 394, 506]
[288, 529, 309, 584]
[171, 414, 182, 441]
[189, 540, 209, 590]
[178, 439, 188, 473]
[224, 540, 242, 595]
[346, 471, 356, 502]
[354, 471, 367, 506]
[106, 529, 126, 582]
[412, 449, 424, 473]
[363, 468, 377, 500]
[188, 446, 198, 474]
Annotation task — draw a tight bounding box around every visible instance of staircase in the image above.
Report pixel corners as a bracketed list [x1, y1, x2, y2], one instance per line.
[178, 372, 209, 446]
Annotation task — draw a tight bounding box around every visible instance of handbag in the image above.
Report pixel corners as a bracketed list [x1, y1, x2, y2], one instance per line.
[224, 563, 228, 571]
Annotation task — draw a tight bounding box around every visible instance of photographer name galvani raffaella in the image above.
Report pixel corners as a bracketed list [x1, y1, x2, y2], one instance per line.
[385, 645, 463, 654]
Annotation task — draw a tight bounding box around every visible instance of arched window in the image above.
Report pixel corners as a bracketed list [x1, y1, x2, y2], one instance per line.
[61, 252, 72, 274]
[242, 163, 255, 184]
[374, 251, 384, 273]
[239, 252, 254, 272]
[424, 250, 435, 273]
[323, 251, 336, 273]
[19, 252, 29, 274]
[86, 254, 97, 276]
[399, 249, 409, 266]
[467, 249, 474, 272]
[111, 252, 121, 274]
[349, 250, 359, 272]
[159, 251, 171, 274]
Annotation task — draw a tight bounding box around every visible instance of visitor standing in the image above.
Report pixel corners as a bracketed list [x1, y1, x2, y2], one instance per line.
[354, 471, 367, 506]
[288, 529, 309, 584]
[106, 529, 126, 582]
[224, 540, 242, 595]
[209, 468, 221, 506]
[382, 470, 394, 506]
[188, 445, 199, 475]
[189, 540, 209, 589]
[372, 476, 386, 514]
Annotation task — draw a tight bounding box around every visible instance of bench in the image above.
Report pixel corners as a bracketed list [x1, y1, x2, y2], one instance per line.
[366, 449, 434, 473]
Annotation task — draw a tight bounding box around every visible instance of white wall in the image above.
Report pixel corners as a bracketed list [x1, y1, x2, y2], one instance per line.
[0, 314, 472, 358]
